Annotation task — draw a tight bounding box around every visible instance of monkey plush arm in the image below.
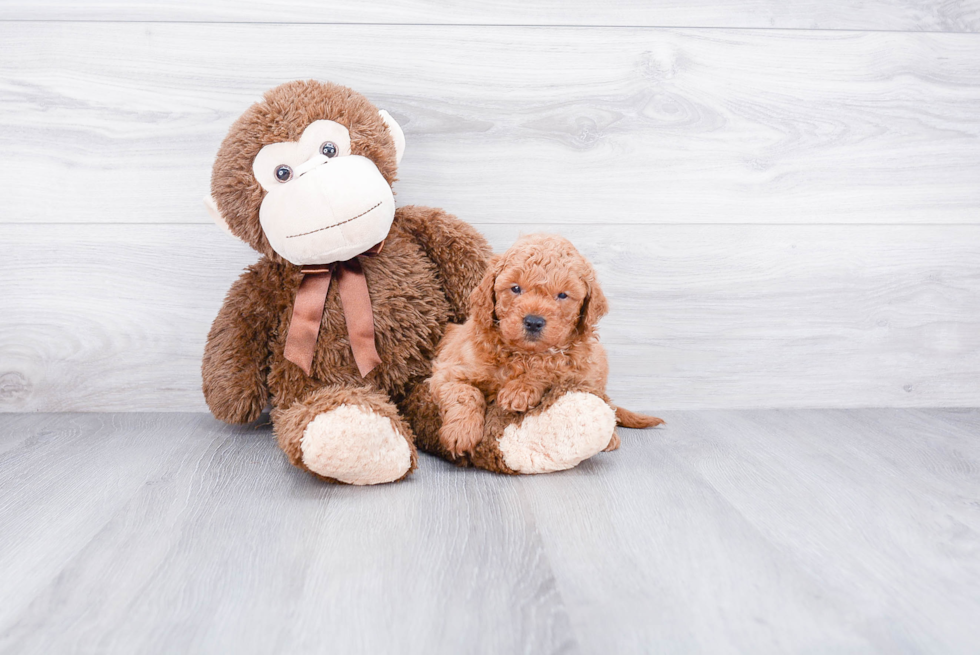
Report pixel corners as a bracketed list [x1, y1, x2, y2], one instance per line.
[202, 264, 278, 424]
[395, 205, 492, 323]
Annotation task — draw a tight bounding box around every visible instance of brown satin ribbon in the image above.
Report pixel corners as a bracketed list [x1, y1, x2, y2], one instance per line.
[283, 242, 384, 378]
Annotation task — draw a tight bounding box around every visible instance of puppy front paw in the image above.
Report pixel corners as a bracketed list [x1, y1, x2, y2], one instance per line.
[603, 431, 621, 452]
[439, 415, 484, 457]
[496, 381, 544, 413]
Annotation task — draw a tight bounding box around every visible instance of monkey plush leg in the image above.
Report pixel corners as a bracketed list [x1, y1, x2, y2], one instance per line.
[403, 380, 617, 474]
[274, 385, 417, 485]
[471, 388, 617, 475]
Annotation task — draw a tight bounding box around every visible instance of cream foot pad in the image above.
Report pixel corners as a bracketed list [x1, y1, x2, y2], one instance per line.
[498, 392, 616, 474]
[300, 404, 412, 485]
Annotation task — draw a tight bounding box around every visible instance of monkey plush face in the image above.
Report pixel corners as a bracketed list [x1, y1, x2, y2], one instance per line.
[207, 80, 405, 265]
[252, 119, 396, 264]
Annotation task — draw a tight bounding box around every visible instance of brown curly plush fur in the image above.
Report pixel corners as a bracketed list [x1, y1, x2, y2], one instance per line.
[421, 234, 663, 467]
[201, 81, 491, 482]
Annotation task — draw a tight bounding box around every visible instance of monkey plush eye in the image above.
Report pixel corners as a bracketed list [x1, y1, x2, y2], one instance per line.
[320, 141, 338, 158]
[557, 292, 568, 299]
[511, 285, 522, 294]
[275, 165, 293, 183]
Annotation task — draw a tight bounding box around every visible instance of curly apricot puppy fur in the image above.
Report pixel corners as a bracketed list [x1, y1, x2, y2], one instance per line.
[428, 234, 662, 457]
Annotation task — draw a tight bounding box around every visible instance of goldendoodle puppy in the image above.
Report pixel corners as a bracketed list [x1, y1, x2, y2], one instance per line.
[428, 233, 662, 457]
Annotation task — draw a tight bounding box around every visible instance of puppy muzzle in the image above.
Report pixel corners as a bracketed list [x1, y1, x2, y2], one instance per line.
[523, 314, 546, 340]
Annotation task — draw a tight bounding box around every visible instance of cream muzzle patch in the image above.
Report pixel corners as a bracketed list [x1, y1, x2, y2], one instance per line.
[252, 120, 396, 266]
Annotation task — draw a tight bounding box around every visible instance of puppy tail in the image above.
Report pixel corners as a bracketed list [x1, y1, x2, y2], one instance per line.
[614, 406, 664, 429]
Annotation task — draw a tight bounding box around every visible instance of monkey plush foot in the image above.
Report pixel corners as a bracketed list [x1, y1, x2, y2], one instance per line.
[300, 405, 413, 485]
[496, 392, 616, 474]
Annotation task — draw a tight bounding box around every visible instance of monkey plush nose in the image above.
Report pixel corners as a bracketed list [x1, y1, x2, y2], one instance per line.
[523, 315, 546, 333]
[294, 153, 330, 178]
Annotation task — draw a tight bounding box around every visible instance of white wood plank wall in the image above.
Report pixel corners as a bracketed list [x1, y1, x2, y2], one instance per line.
[1, 3, 978, 411]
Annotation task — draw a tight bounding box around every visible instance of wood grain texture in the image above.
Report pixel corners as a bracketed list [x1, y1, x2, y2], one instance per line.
[526, 408, 980, 653]
[2, 23, 980, 226]
[0, 414, 228, 638]
[1, 409, 978, 653]
[1, 223, 977, 412]
[0, 413, 575, 655]
[2, 0, 979, 32]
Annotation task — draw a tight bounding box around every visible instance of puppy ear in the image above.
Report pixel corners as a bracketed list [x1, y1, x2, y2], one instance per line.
[578, 270, 609, 333]
[469, 255, 504, 329]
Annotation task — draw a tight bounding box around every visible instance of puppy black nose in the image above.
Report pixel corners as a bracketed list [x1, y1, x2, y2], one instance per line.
[523, 315, 546, 333]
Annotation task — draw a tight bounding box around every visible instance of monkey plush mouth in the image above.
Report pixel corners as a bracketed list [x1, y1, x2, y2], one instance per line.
[258, 154, 396, 266]
[285, 201, 384, 239]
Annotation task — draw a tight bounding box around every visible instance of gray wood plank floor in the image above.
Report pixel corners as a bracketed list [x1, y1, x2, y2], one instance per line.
[1, 410, 978, 654]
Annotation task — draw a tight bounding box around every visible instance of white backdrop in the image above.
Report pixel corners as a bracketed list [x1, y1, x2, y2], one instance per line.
[1, 2, 978, 411]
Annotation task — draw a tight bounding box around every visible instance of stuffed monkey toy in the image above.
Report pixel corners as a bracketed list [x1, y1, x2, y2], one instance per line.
[202, 80, 491, 484]
[204, 80, 635, 484]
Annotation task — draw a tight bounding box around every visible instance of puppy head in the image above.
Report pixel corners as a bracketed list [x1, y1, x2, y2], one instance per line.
[469, 234, 608, 353]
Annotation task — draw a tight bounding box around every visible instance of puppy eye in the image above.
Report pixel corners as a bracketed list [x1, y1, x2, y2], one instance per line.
[557, 292, 568, 300]
[511, 285, 522, 294]
[275, 165, 293, 183]
[320, 141, 338, 158]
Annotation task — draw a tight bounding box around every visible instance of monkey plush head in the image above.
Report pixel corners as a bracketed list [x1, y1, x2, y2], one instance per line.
[206, 80, 405, 265]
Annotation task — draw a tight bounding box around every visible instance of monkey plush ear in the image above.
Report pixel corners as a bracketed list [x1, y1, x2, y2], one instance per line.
[204, 195, 236, 237]
[378, 109, 405, 165]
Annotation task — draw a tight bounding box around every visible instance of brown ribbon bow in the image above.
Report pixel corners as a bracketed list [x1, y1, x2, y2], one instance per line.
[283, 242, 384, 378]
